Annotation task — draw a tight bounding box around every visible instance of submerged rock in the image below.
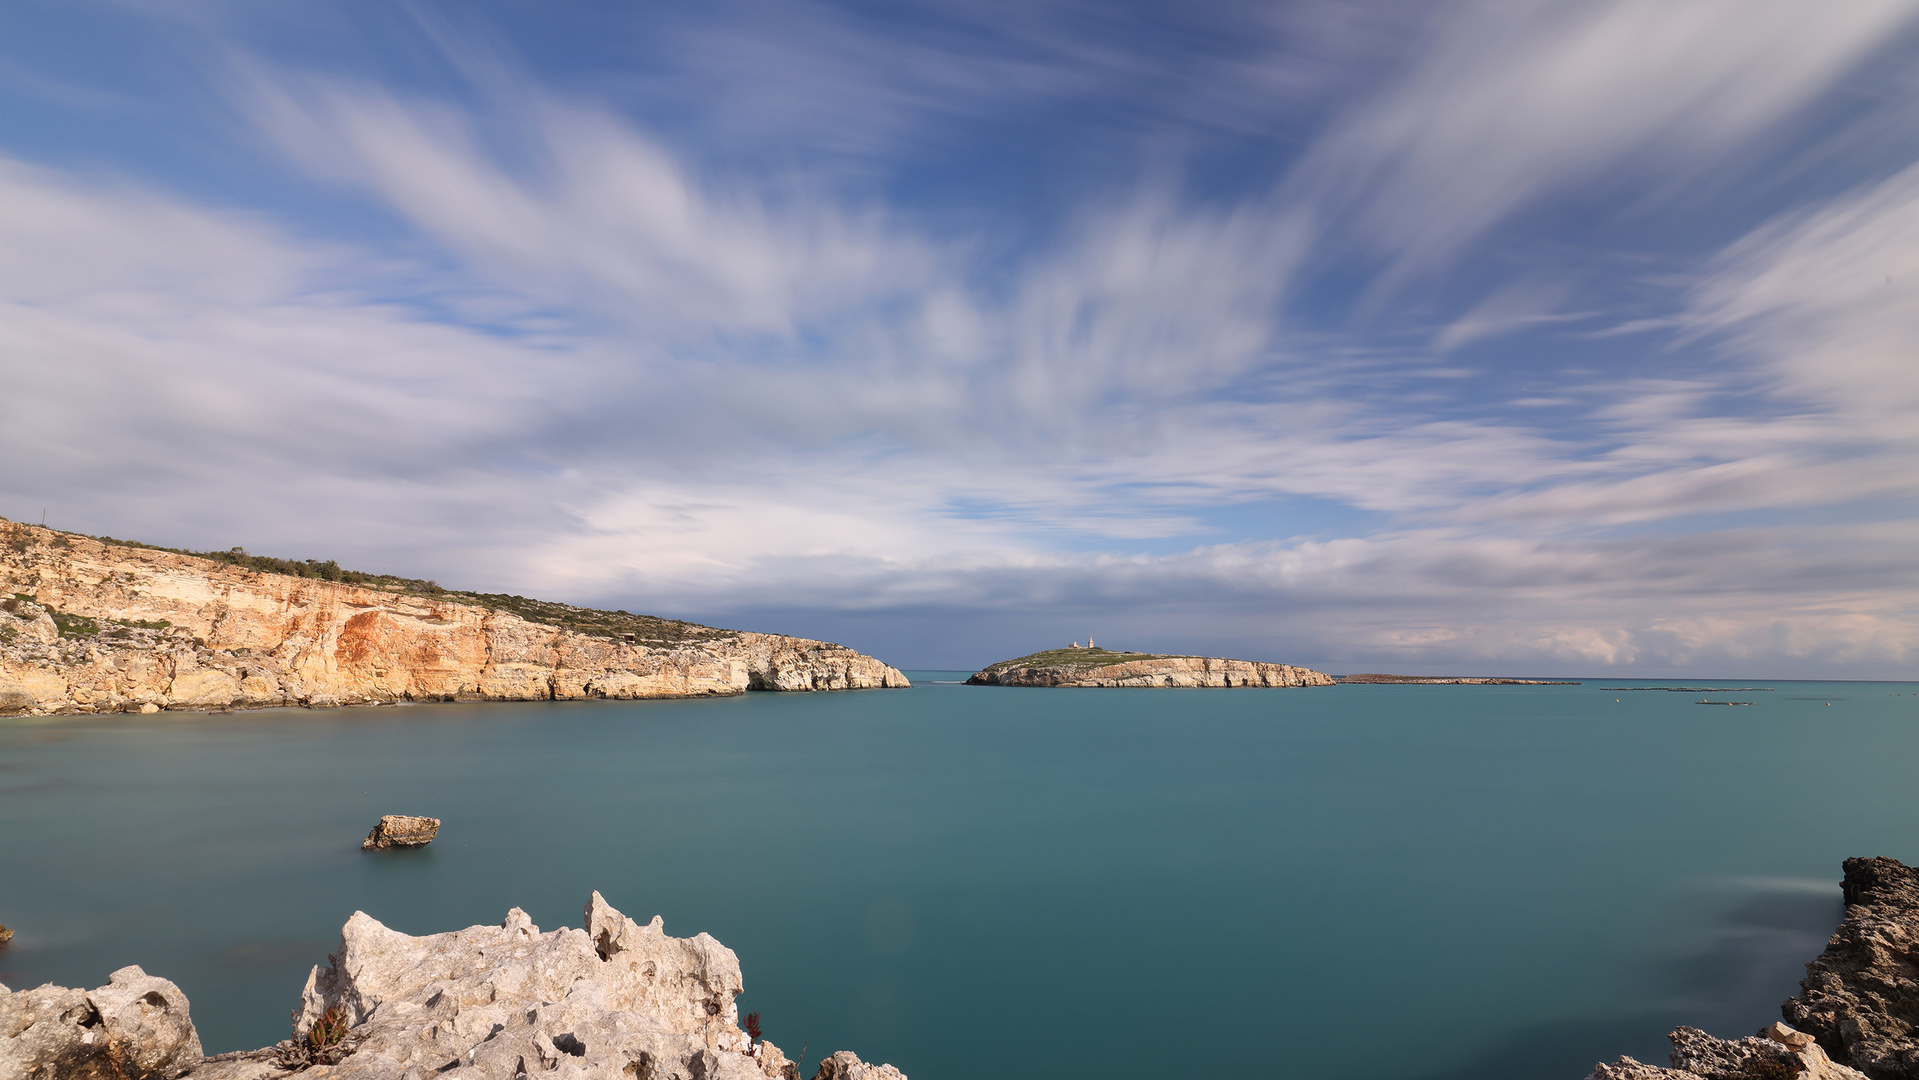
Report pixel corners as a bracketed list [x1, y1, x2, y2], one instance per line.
[0, 965, 204, 1080]
[360, 814, 441, 850]
[0, 894, 903, 1080]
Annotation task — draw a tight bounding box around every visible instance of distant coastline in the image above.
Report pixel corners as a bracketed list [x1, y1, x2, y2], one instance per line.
[1336, 673, 1581, 685]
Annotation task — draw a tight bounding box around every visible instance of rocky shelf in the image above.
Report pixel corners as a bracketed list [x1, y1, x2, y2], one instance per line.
[966, 646, 1334, 688]
[0, 520, 909, 716]
[1335, 673, 1581, 685]
[1588, 855, 1919, 1080]
[0, 892, 904, 1080]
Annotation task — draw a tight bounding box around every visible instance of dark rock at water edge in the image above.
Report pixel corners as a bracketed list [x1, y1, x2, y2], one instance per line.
[1587, 856, 1919, 1080]
[361, 814, 440, 850]
[1784, 857, 1919, 1078]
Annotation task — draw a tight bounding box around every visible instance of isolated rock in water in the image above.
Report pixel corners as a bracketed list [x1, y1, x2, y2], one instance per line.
[361, 814, 440, 849]
[0, 924, 11, 946]
[1785, 856, 1919, 1078]
[0, 965, 204, 1080]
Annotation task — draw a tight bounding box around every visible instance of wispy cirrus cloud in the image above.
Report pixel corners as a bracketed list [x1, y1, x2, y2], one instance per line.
[4, 0, 1919, 675]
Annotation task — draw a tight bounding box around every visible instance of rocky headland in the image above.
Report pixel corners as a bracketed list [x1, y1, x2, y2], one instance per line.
[965, 646, 1334, 688]
[0, 892, 904, 1080]
[1588, 856, 1919, 1080]
[0, 521, 909, 716]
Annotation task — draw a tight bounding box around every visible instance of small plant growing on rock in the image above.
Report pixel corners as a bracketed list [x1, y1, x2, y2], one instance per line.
[274, 1004, 359, 1070]
[744, 1012, 761, 1044]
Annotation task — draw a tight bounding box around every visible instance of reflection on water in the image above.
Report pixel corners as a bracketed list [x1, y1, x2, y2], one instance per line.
[0, 679, 1913, 1080]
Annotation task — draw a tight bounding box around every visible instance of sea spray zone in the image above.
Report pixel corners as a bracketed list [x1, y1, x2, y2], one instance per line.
[0, 520, 908, 716]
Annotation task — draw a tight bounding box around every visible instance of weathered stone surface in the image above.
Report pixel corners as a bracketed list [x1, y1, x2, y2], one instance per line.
[0, 522, 908, 715]
[812, 1051, 908, 1080]
[1785, 856, 1919, 1078]
[969, 653, 1334, 688]
[277, 892, 896, 1079]
[360, 814, 440, 850]
[169, 669, 241, 708]
[0, 965, 204, 1080]
[1586, 1023, 1870, 1080]
[2, 896, 902, 1080]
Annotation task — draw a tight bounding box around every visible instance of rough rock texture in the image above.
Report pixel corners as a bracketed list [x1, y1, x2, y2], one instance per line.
[0, 522, 907, 715]
[2, 895, 903, 1080]
[810, 1051, 906, 1080]
[968, 654, 1333, 688]
[1587, 1024, 1869, 1080]
[0, 965, 205, 1079]
[1784, 857, 1919, 1078]
[361, 815, 440, 850]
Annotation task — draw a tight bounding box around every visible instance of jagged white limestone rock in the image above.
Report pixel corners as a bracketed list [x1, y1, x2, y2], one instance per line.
[0, 965, 204, 1079]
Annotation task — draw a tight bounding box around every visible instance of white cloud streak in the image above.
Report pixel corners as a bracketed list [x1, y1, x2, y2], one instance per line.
[5, 0, 1919, 675]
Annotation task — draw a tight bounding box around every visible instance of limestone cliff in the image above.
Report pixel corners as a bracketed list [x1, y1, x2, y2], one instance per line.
[0, 522, 908, 715]
[966, 646, 1333, 688]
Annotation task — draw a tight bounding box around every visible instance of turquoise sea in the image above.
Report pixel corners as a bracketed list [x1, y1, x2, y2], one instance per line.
[3, 677, 1917, 1078]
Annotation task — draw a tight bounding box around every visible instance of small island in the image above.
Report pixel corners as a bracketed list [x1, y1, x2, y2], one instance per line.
[966, 645, 1334, 688]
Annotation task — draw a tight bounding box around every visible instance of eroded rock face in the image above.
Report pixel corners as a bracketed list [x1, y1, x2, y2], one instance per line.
[1586, 1024, 1869, 1080]
[1784, 857, 1919, 1078]
[0, 522, 908, 715]
[360, 815, 440, 850]
[277, 893, 887, 1079]
[811, 1051, 908, 1080]
[968, 655, 1334, 688]
[2, 896, 904, 1080]
[0, 965, 204, 1080]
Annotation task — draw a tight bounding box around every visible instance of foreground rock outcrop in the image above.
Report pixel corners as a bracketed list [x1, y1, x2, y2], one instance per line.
[1588, 857, 1919, 1080]
[967, 646, 1333, 688]
[1785, 857, 1919, 1077]
[1591, 1024, 1868, 1080]
[0, 893, 904, 1080]
[0, 964, 203, 1079]
[0, 522, 907, 715]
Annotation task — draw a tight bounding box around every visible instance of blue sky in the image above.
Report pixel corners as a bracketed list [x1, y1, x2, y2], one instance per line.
[6, 0, 1919, 676]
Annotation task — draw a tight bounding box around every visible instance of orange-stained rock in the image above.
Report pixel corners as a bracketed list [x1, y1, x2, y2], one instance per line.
[0, 522, 908, 714]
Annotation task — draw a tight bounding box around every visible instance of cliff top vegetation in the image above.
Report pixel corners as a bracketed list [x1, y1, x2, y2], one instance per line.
[982, 646, 1181, 670]
[1, 519, 733, 647]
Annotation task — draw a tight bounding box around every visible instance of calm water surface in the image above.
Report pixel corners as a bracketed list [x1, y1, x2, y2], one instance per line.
[3, 678, 1916, 1079]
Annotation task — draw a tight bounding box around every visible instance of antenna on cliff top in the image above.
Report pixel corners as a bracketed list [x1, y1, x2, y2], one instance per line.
[40, 508, 46, 527]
